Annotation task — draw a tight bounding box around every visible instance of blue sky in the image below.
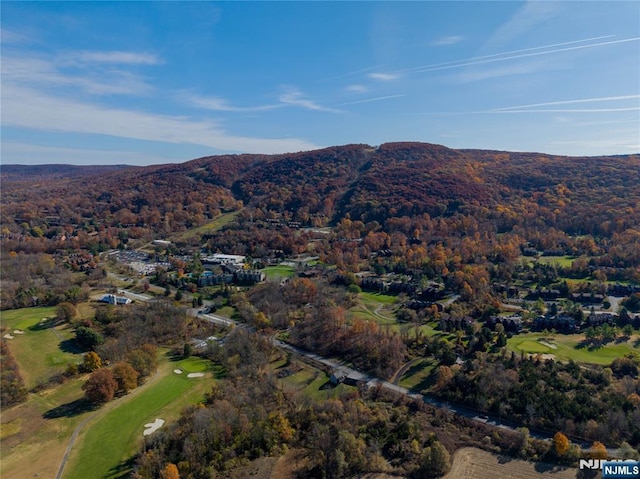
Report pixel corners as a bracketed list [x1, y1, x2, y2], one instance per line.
[1, 1, 639, 165]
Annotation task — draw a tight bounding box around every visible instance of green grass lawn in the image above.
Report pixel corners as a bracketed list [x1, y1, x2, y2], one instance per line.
[1, 306, 58, 332]
[398, 358, 437, 391]
[507, 332, 639, 365]
[65, 356, 218, 479]
[0, 307, 82, 389]
[214, 305, 236, 318]
[274, 361, 356, 401]
[0, 376, 92, 479]
[262, 265, 296, 279]
[359, 292, 398, 305]
[534, 256, 578, 268]
[349, 292, 398, 325]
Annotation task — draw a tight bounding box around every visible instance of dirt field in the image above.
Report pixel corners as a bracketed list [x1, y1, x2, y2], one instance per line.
[444, 447, 581, 479]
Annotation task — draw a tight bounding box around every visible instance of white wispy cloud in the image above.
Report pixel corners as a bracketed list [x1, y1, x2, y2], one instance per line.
[278, 88, 343, 113]
[184, 93, 281, 112]
[346, 84, 368, 93]
[2, 54, 154, 96]
[367, 72, 400, 81]
[339, 94, 405, 106]
[185, 89, 342, 114]
[320, 65, 385, 82]
[67, 50, 163, 65]
[432, 35, 463, 46]
[0, 28, 30, 44]
[1, 83, 319, 154]
[481, 1, 560, 52]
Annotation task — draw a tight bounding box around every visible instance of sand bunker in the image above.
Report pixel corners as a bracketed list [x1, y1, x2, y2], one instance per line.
[528, 353, 556, 361]
[143, 418, 165, 436]
[174, 369, 183, 374]
[3, 334, 14, 339]
[13, 330, 24, 335]
[187, 372, 205, 378]
[539, 340, 557, 349]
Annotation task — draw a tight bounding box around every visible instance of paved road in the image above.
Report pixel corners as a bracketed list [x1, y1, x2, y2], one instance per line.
[103, 289, 580, 447]
[119, 290, 154, 302]
[55, 414, 96, 479]
[389, 357, 423, 385]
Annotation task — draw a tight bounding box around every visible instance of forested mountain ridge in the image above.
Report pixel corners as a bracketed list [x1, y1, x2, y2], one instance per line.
[3, 142, 639, 231]
[2, 142, 640, 262]
[0, 163, 132, 182]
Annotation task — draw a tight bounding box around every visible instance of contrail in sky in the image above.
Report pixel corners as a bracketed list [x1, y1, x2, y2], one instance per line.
[396, 34, 617, 74]
[491, 107, 640, 113]
[338, 94, 406, 106]
[495, 95, 640, 111]
[405, 37, 640, 74]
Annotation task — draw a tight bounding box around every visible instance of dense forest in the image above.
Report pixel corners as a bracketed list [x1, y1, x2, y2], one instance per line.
[133, 328, 548, 479]
[2, 143, 639, 248]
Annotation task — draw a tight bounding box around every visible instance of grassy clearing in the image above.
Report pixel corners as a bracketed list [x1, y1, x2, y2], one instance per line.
[359, 292, 398, 305]
[0, 376, 89, 479]
[273, 360, 356, 401]
[0, 306, 58, 332]
[534, 256, 577, 268]
[263, 265, 296, 280]
[444, 447, 579, 479]
[176, 355, 211, 373]
[0, 306, 83, 389]
[170, 210, 242, 242]
[214, 305, 236, 318]
[507, 332, 638, 365]
[65, 355, 218, 479]
[349, 292, 397, 325]
[398, 358, 437, 391]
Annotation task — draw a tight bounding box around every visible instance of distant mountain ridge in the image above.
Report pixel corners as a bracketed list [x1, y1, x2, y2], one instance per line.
[2, 142, 639, 239]
[0, 163, 133, 182]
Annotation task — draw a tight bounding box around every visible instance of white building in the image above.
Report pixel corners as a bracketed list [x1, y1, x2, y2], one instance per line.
[100, 294, 132, 305]
[202, 253, 245, 265]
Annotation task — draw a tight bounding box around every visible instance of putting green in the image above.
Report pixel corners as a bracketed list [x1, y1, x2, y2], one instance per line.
[175, 356, 210, 373]
[515, 340, 551, 354]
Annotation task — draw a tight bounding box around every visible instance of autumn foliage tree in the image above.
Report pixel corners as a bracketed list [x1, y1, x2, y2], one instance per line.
[590, 441, 608, 459]
[553, 431, 570, 457]
[82, 351, 102, 372]
[112, 362, 139, 394]
[161, 463, 180, 479]
[127, 344, 158, 384]
[0, 339, 27, 407]
[82, 368, 118, 404]
[56, 302, 77, 323]
[434, 365, 453, 391]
